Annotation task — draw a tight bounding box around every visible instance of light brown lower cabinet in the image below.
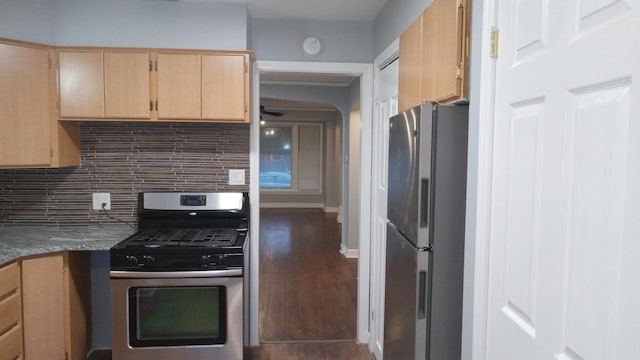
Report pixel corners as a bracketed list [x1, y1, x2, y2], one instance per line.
[21, 252, 91, 360]
[0, 262, 22, 360]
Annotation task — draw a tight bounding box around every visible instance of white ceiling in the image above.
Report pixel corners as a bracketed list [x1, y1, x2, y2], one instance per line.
[183, 0, 389, 21]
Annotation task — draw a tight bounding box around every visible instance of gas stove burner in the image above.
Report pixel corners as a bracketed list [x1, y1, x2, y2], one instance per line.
[125, 228, 239, 247]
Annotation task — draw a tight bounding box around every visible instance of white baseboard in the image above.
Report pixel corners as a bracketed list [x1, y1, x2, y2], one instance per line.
[260, 202, 324, 208]
[323, 206, 339, 213]
[340, 244, 359, 259]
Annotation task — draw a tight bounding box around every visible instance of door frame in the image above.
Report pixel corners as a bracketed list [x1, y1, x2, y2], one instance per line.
[369, 37, 400, 359]
[465, 0, 498, 359]
[250, 60, 374, 345]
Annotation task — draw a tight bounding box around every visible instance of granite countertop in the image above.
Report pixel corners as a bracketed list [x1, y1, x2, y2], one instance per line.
[0, 225, 136, 266]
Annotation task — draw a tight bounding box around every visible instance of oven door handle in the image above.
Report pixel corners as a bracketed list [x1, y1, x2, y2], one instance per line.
[110, 269, 242, 278]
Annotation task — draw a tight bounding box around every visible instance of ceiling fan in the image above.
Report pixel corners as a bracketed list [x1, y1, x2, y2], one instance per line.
[260, 105, 286, 119]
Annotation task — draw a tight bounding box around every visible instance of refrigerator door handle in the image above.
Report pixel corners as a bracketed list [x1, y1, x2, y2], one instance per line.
[420, 178, 429, 228]
[418, 270, 427, 319]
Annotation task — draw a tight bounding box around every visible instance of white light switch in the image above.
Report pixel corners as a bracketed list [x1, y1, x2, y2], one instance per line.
[228, 169, 245, 185]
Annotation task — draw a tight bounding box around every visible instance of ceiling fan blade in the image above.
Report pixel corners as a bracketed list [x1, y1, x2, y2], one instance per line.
[260, 105, 286, 117]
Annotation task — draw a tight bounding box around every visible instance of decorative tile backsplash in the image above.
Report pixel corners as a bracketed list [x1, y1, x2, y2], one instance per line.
[0, 122, 250, 226]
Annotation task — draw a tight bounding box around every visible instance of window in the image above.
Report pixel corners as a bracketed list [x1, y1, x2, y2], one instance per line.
[260, 123, 323, 192]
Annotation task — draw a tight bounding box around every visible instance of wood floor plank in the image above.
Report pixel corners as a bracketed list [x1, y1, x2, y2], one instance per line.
[259, 208, 358, 342]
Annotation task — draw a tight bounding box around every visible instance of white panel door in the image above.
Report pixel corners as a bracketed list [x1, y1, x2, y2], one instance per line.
[487, 1, 640, 359]
[370, 58, 399, 360]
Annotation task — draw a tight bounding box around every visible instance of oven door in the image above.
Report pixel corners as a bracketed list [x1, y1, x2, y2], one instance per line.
[110, 270, 243, 360]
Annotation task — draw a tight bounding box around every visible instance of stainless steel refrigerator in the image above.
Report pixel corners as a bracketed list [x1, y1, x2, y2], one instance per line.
[383, 102, 468, 360]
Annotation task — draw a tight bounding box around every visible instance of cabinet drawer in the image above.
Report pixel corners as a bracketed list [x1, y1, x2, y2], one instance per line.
[0, 324, 23, 360]
[0, 262, 19, 296]
[0, 293, 21, 335]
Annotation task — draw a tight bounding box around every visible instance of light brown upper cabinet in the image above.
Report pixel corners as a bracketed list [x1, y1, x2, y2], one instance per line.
[398, 0, 470, 111]
[421, 0, 469, 103]
[202, 54, 248, 121]
[104, 52, 151, 119]
[398, 15, 423, 113]
[156, 53, 202, 120]
[58, 49, 251, 123]
[59, 51, 151, 119]
[156, 52, 250, 122]
[0, 43, 52, 167]
[59, 51, 105, 118]
[0, 40, 80, 168]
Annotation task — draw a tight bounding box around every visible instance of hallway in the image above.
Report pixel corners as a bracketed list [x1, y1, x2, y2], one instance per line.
[253, 208, 371, 359]
[259, 208, 358, 341]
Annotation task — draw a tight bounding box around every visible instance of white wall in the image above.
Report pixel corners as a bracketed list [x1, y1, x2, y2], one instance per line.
[250, 18, 373, 62]
[52, 0, 248, 49]
[0, 0, 249, 50]
[0, 0, 54, 43]
[373, 0, 433, 56]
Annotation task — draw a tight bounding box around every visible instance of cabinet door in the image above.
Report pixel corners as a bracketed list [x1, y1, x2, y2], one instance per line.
[420, 0, 467, 103]
[157, 53, 201, 119]
[64, 252, 90, 360]
[0, 43, 52, 167]
[59, 51, 105, 118]
[22, 254, 66, 360]
[0, 262, 22, 360]
[398, 15, 423, 112]
[202, 54, 247, 122]
[104, 52, 151, 119]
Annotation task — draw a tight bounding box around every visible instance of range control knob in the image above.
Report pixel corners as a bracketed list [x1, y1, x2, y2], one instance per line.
[201, 255, 212, 267]
[142, 256, 156, 266]
[125, 256, 139, 267]
[217, 254, 227, 265]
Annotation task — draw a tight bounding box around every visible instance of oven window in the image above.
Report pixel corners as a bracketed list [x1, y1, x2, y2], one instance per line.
[128, 286, 227, 347]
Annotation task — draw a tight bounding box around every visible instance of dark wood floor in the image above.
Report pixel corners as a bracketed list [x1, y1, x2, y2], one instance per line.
[259, 208, 358, 342]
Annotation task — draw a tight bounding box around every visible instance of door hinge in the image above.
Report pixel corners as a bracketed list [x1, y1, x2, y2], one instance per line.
[65, 351, 69, 360]
[57, 100, 61, 110]
[244, 62, 248, 73]
[150, 101, 153, 111]
[371, 310, 375, 321]
[155, 61, 158, 71]
[244, 102, 248, 113]
[456, 64, 463, 80]
[149, 60, 152, 71]
[155, 101, 158, 111]
[457, 0, 465, 9]
[490, 27, 499, 58]
[48, 57, 52, 69]
[50, 148, 54, 158]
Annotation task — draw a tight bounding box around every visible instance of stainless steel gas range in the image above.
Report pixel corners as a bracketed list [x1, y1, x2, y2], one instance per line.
[110, 192, 249, 360]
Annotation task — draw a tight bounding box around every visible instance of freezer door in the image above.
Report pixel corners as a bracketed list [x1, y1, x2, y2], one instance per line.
[387, 104, 433, 247]
[383, 223, 428, 360]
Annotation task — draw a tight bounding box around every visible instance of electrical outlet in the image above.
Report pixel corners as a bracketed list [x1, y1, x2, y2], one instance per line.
[92, 192, 111, 210]
[228, 169, 245, 185]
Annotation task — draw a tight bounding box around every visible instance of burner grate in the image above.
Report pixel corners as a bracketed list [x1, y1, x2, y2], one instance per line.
[126, 228, 238, 247]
